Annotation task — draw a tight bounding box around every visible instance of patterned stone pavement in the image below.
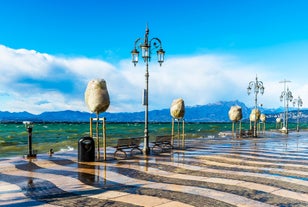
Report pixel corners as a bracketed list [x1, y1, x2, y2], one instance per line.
[1, 131, 308, 206]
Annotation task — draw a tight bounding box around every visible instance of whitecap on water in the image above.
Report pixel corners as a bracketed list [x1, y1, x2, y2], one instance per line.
[60, 146, 74, 152]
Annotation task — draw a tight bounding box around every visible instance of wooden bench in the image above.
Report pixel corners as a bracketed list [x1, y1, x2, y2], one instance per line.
[151, 135, 173, 153]
[114, 137, 143, 158]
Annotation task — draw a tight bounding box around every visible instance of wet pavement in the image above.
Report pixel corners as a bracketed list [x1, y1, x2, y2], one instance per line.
[1, 131, 308, 206]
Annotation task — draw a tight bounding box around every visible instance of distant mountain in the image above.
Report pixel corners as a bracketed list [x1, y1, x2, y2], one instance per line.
[0, 100, 307, 123]
[0, 111, 38, 122]
[38, 110, 91, 122]
[183, 100, 250, 122]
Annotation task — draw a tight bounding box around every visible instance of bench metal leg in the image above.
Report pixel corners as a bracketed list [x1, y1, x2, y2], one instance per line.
[131, 147, 143, 155]
[152, 144, 163, 154]
[114, 149, 127, 159]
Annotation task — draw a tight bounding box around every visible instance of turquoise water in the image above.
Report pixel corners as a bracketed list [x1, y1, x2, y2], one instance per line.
[0, 122, 307, 157]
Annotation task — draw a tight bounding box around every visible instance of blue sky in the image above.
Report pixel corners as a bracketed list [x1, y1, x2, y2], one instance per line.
[0, 0, 307, 114]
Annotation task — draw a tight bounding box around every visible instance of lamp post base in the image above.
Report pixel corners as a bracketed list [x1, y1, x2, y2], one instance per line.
[280, 127, 288, 134]
[24, 150, 37, 159]
[24, 154, 37, 159]
[143, 147, 150, 155]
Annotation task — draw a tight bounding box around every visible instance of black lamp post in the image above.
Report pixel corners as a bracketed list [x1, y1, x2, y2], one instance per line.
[247, 75, 264, 137]
[293, 96, 303, 132]
[23, 121, 36, 159]
[280, 87, 293, 134]
[131, 25, 165, 155]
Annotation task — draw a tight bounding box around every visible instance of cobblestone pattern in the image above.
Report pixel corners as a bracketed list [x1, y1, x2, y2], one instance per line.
[1, 133, 308, 206]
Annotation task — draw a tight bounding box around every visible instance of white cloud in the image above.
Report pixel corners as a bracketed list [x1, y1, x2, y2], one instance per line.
[0, 44, 307, 114]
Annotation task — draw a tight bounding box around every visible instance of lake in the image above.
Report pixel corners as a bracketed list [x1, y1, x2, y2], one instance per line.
[0, 121, 307, 157]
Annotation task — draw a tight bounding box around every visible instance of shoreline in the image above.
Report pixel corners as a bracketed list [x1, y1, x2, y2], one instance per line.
[1, 130, 307, 160]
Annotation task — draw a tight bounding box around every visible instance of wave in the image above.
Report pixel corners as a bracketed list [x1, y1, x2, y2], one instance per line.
[60, 146, 74, 152]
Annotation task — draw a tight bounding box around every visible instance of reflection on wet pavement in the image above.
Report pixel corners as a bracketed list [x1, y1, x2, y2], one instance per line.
[1, 131, 308, 206]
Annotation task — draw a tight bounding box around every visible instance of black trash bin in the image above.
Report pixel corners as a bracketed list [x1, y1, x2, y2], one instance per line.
[78, 137, 95, 162]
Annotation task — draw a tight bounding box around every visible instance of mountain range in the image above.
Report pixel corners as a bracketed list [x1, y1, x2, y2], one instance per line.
[0, 100, 307, 123]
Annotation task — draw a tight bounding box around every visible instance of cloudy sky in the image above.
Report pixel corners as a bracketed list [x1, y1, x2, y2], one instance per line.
[0, 0, 307, 114]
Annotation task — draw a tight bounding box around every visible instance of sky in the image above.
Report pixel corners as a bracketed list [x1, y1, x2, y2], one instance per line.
[0, 0, 307, 114]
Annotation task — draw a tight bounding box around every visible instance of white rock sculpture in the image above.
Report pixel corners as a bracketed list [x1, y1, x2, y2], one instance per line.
[85, 79, 110, 114]
[260, 114, 266, 123]
[276, 117, 282, 123]
[228, 105, 242, 137]
[170, 98, 185, 119]
[249, 108, 261, 122]
[228, 105, 242, 122]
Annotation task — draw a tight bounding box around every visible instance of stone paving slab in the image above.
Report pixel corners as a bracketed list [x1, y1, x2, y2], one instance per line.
[1, 133, 308, 206]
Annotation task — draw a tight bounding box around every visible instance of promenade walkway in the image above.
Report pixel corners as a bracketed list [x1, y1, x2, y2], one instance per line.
[1, 131, 308, 206]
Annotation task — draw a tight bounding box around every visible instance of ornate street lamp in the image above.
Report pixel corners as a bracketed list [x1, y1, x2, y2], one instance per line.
[247, 75, 264, 137]
[293, 96, 303, 132]
[280, 87, 293, 134]
[131, 25, 165, 155]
